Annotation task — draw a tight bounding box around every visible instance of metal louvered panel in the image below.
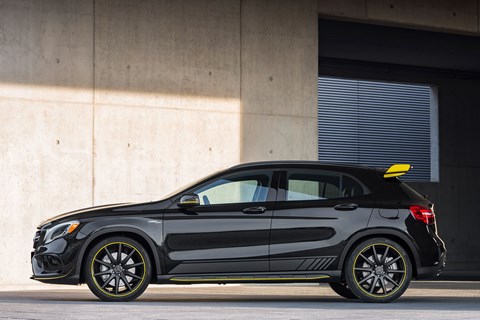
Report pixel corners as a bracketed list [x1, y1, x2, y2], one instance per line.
[318, 77, 432, 181]
[318, 78, 360, 164]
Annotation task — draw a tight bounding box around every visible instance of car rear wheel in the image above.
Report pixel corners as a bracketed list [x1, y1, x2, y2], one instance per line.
[345, 238, 412, 303]
[328, 282, 358, 299]
[85, 236, 151, 301]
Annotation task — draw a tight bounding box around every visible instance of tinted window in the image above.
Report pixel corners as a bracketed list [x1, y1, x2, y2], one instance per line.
[342, 175, 366, 198]
[287, 171, 367, 201]
[193, 172, 271, 205]
[287, 172, 340, 201]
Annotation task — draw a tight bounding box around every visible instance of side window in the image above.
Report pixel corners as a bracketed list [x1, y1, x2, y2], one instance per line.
[193, 172, 271, 205]
[287, 172, 340, 201]
[342, 175, 366, 198]
[286, 171, 367, 201]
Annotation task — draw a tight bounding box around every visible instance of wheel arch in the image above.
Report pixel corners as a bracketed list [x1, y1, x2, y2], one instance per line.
[337, 228, 420, 278]
[76, 227, 161, 283]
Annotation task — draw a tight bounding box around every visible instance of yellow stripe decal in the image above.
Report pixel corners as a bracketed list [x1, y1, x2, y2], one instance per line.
[170, 275, 330, 282]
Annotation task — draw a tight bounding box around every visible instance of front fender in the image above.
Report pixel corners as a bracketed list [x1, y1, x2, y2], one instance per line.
[74, 218, 163, 283]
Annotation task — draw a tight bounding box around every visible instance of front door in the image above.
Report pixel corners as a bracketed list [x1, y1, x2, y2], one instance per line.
[163, 170, 276, 275]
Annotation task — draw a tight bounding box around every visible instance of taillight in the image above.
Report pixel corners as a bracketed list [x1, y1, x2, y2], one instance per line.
[409, 205, 435, 225]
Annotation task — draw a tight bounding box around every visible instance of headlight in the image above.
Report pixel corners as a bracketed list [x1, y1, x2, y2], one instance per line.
[44, 220, 80, 244]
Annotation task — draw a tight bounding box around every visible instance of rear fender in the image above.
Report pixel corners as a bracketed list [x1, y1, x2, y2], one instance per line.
[337, 228, 421, 277]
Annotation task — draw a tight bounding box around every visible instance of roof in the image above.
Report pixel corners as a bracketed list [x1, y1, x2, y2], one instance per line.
[228, 160, 376, 172]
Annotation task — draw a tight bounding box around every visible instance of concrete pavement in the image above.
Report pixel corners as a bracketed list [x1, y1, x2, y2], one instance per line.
[0, 281, 478, 319]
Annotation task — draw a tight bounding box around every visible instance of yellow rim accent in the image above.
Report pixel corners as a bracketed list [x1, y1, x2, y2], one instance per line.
[384, 164, 411, 178]
[171, 275, 330, 282]
[352, 243, 407, 298]
[91, 241, 146, 298]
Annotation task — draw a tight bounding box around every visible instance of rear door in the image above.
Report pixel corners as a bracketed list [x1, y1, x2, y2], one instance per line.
[270, 169, 374, 272]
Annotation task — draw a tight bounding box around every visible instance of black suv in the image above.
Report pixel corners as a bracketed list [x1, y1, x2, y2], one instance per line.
[31, 161, 446, 302]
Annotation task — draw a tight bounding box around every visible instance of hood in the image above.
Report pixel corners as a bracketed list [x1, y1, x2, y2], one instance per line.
[38, 202, 153, 228]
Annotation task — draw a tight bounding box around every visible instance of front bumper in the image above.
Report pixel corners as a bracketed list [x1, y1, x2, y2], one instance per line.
[31, 234, 83, 284]
[31, 253, 78, 284]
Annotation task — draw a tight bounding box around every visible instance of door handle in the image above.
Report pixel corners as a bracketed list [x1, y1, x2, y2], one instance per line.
[242, 206, 267, 214]
[334, 203, 358, 211]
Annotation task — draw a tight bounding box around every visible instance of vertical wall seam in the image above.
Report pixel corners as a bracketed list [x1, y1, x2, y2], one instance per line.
[239, 0, 242, 163]
[92, 0, 96, 206]
[239, 0, 242, 99]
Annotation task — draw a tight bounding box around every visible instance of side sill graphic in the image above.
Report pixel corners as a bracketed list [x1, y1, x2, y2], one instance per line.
[170, 275, 330, 282]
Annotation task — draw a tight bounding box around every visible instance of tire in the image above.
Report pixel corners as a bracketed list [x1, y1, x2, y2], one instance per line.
[85, 236, 151, 302]
[328, 282, 358, 299]
[345, 238, 412, 303]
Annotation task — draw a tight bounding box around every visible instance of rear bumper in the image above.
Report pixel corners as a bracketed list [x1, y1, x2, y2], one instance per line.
[416, 243, 447, 279]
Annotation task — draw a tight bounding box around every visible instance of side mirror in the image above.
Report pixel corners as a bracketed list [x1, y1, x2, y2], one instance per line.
[178, 194, 200, 208]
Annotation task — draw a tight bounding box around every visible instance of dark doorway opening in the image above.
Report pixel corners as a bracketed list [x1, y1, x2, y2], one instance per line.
[318, 18, 480, 279]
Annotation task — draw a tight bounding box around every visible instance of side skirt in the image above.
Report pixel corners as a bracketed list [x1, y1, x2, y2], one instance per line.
[156, 271, 342, 285]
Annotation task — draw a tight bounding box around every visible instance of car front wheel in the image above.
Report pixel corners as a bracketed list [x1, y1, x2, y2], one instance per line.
[85, 236, 151, 301]
[345, 238, 412, 303]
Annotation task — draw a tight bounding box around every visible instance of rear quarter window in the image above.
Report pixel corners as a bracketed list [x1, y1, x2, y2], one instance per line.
[286, 171, 369, 201]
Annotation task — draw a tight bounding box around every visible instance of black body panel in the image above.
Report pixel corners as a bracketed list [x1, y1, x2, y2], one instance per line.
[31, 161, 446, 286]
[162, 201, 274, 274]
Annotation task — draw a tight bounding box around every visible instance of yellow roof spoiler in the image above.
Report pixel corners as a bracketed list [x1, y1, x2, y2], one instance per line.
[384, 164, 411, 178]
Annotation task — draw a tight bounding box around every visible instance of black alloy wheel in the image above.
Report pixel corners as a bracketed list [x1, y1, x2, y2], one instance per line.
[328, 282, 358, 299]
[345, 238, 412, 303]
[85, 237, 151, 301]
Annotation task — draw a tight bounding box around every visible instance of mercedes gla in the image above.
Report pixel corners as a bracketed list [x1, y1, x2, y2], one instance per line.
[31, 161, 446, 302]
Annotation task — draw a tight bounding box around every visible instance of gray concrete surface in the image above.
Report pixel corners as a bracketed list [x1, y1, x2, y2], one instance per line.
[240, 0, 318, 163]
[0, 281, 479, 320]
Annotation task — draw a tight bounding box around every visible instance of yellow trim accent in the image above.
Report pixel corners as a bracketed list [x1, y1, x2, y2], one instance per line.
[35, 268, 74, 280]
[91, 241, 146, 298]
[171, 275, 330, 282]
[384, 164, 411, 178]
[352, 243, 407, 298]
[179, 200, 199, 205]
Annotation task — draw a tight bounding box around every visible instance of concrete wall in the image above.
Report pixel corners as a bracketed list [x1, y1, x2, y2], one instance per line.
[0, 0, 318, 285]
[93, 0, 243, 204]
[240, 0, 318, 162]
[1, 0, 479, 285]
[0, 0, 94, 285]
